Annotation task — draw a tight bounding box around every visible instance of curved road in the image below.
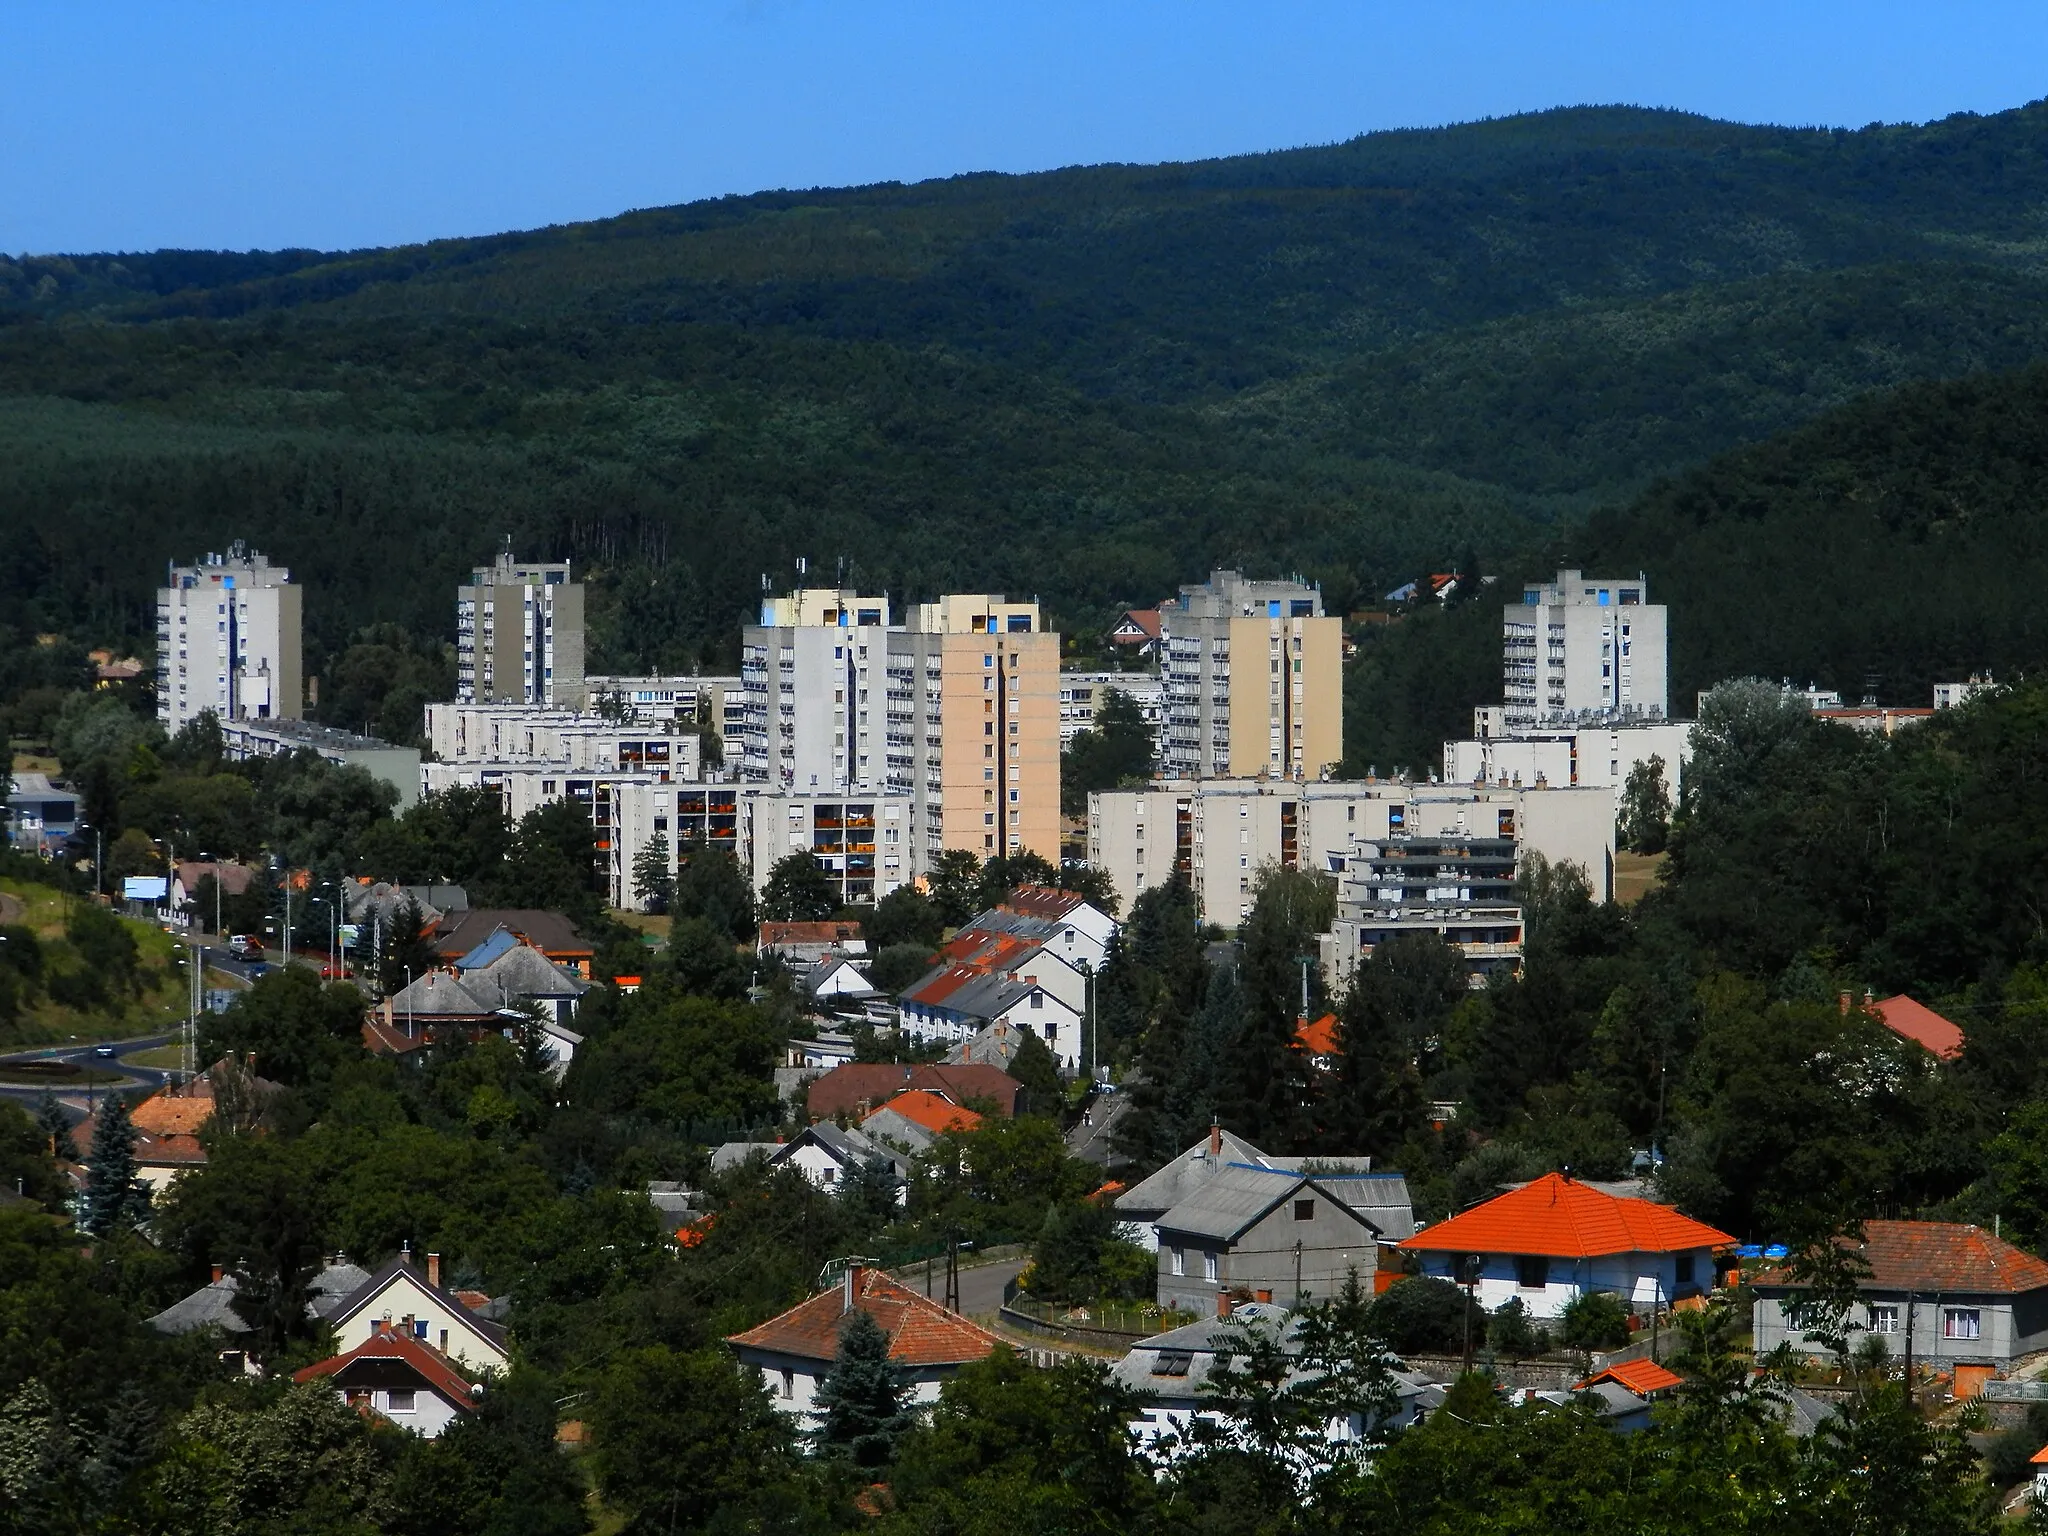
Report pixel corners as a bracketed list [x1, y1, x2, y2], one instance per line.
[0, 1032, 181, 1122]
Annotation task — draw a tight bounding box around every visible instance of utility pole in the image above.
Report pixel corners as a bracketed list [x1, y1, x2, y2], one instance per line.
[945, 1226, 960, 1313]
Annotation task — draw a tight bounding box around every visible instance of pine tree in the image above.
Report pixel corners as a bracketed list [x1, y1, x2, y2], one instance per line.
[35, 1091, 75, 1162]
[81, 1097, 149, 1236]
[813, 1308, 911, 1469]
[631, 832, 674, 914]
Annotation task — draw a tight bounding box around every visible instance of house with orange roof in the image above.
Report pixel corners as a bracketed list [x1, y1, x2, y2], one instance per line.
[1577, 1356, 1683, 1398]
[1295, 1013, 1339, 1070]
[861, 1090, 984, 1152]
[294, 1325, 484, 1438]
[1868, 994, 1964, 1062]
[1751, 1220, 2048, 1371]
[1398, 1171, 1734, 1321]
[728, 1262, 1003, 1425]
[75, 1057, 281, 1193]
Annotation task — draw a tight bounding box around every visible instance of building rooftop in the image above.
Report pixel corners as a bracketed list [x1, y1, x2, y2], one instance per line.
[1401, 1171, 1733, 1260]
[727, 1266, 1003, 1369]
[1871, 995, 1965, 1062]
[1756, 1221, 2048, 1297]
[866, 1090, 982, 1139]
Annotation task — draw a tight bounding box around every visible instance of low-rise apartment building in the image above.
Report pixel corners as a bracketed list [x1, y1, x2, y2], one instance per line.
[1059, 670, 1164, 748]
[1087, 778, 1614, 927]
[583, 673, 746, 739]
[1323, 833, 1525, 991]
[423, 702, 702, 779]
[1453, 715, 1693, 799]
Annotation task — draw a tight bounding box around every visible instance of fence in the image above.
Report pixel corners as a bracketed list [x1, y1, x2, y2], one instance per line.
[998, 1277, 1191, 1346]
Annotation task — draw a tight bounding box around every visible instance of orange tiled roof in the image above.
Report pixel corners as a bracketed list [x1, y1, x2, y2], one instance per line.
[728, 1267, 1003, 1368]
[1005, 886, 1090, 921]
[1756, 1221, 2048, 1296]
[2032, 1442, 2048, 1467]
[1871, 995, 1964, 1062]
[131, 1092, 215, 1138]
[1579, 1357, 1683, 1395]
[1400, 1172, 1734, 1260]
[868, 1090, 981, 1137]
[1295, 1013, 1339, 1056]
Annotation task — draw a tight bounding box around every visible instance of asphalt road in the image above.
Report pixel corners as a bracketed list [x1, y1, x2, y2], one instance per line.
[0, 1031, 180, 1121]
[899, 1255, 1027, 1317]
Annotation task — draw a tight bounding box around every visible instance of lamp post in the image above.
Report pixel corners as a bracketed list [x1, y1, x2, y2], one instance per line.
[1076, 958, 1095, 1083]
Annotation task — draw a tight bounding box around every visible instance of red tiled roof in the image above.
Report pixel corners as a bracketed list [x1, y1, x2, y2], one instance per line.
[294, 1328, 481, 1409]
[760, 921, 865, 948]
[805, 1062, 1023, 1119]
[1871, 995, 1964, 1062]
[1756, 1221, 2048, 1296]
[1005, 886, 1090, 921]
[1295, 1013, 1339, 1056]
[868, 1090, 981, 1137]
[1579, 1357, 1683, 1396]
[1111, 609, 1162, 642]
[728, 1267, 1003, 1368]
[1400, 1172, 1735, 1260]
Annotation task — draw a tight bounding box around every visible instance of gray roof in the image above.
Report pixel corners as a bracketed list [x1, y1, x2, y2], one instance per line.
[384, 969, 495, 1017]
[710, 1141, 783, 1173]
[465, 943, 589, 1006]
[955, 909, 1066, 945]
[945, 1020, 1030, 1071]
[1118, 1135, 1413, 1238]
[1114, 1304, 1428, 1411]
[149, 1259, 372, 1335]
[329, 1254, 509, 1353]
[1119, 1131, 1273, 1218]
[904, 966, 1070, 1025]
[710, 1125, 909, 1180]
[1154, 1164, 1382, 1245]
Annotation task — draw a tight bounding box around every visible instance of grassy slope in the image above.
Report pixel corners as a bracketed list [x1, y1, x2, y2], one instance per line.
[0, 878, 196, 1048]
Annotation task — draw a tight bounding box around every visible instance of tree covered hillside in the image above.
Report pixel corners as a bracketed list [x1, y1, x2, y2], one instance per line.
[5, 102, 2048, 706]
[1347, 360, 2048, 774]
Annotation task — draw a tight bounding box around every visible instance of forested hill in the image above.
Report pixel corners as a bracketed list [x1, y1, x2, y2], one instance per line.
[7, 101, 2048, 688]
[1347, 360, 2048, 773]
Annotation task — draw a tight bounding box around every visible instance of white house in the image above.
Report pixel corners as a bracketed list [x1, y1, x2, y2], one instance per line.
[1398, 1171, 1733, 1321]
[325, 1251, 510, 1374]
[728, 1264, 1002, 1427]
[294, 1328, 483, 1438]
[708, 1123, 910, 1203]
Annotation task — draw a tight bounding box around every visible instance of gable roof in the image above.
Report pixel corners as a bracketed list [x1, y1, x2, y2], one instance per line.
[1871, 995, 1964, 1062]
[1110, 609, 1163, 642]
[465, 942, 589, 1005]
[1156, 1164, 1380, 1244]
[804, 1062, 1023, 1120]
[294, 1329, 482, 1409]
[1579, 1357, 1683, 1396]
[867, 1090, 982, 1138]
[382, 969, 498, 1019]
[1400, 1172, 1734, 1260]
[727, 1266, 1003, 1368]
[434, 908, 589, 959]
[453, 926, 523, 971]
[150, 1259, 373, 1334]
[1117, 1129, 1273, 1217]
[1755, 1221, 2048, 1296]
[328, 1255, 510, 1357]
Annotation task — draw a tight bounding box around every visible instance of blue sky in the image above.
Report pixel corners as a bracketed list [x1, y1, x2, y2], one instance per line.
[5, 2, 2045, 255]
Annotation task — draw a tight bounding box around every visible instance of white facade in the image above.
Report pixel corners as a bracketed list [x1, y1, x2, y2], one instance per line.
[1087, 778, 1615, 928]
[1409, 1247, 1719, 1321]
[584, 672, 746, 739]
[1502, 569, 1668, 733]
[1059, 670, 1164, 748]
[424, 702, 702, 779]
[156, 548, 302, 733]
[900, 979, 1084, 1072]
[331, 1268, 508, 1375]
[1445, 719, 1693, 799]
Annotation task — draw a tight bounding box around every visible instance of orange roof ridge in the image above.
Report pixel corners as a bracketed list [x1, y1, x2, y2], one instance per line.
[1579, 1356, 1683, 1395]
[728, 1267, 1003, 1367]
[1400, 1171, 1734, 1260]
[869, 1090, 982, 1137]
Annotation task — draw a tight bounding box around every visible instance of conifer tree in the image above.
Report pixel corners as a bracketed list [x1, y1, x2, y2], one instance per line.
[631, 831, 674, 913]
[814, 1308, 911, 1470]
[35, 1091, 75, 1162]
[81, 1097, 149, 1236]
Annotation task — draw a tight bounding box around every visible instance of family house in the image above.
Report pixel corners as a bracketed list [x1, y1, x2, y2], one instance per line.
[1750, 1221, 2048, 1371]
[1155, 1163, 1386, 1315]
[1399, 1171, 1733, 1321]
[861, 1090, 982, 1153]
[728, 1263, 1002, 1426]
[1117, 1126, 1413, 1255]
[709, 1122, 910, 1200]
[325, 1250, 509, 1374]
[803, 1061, 1025, 1120]
[295, 1329, 484, 1438]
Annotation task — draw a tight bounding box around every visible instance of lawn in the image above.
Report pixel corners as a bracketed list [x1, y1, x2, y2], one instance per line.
[0, 877, 204, 1048]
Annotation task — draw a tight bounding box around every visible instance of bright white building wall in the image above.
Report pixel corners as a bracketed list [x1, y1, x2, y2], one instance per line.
[1060, 671, 1164, 748]
[1503, 569, 1668, 733]
[1444, 721, 1692, 799]
[156, 550, 302, 733]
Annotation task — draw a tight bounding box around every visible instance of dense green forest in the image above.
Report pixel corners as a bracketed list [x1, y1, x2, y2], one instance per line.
[7, 101, 2048, 756]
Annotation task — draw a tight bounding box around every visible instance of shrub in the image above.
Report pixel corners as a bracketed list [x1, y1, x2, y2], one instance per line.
[1559, 1290, 1632, 1351]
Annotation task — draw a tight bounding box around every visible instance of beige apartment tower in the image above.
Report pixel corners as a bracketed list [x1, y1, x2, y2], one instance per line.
[1160, 570, 1343, 780]
[457, 548, 586, 708]
[740, 590, 1060, 864]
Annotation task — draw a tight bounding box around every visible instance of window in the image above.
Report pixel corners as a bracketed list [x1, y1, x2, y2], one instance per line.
[1203, 1251, 1219, 1283]
[1517, 1255, 1549, 1289]
[1869, 1304, 1900, 1334]
[1675, 1253, 1695, 1285]
[1152, 1350, 1193, 1378]
[386, 1389, 416, 1413]
[781, 1368, 795, 1398]
[1170, 1247, 1185, 1277]
[822, 1167, 837, 1184]
[1293, 1199, 1315, 1221]
[1943, 1308, 1981, 1340]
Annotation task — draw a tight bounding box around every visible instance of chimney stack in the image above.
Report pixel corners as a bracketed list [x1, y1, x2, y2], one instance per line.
[210, 1263, 224, 1284]
[427, 1252, 441, 1289]
[1216, 1291, 1231, 1319]
[1839, 991, 1852, 1016]
[843, 1263, 864, 1314]
[1208, 1121, 1222, 1159]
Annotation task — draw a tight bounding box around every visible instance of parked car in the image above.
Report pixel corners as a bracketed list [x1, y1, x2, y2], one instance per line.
[226, 935, 264, 961]
[93, 1044, 117, 1059]
[319, 961, 352, 980]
